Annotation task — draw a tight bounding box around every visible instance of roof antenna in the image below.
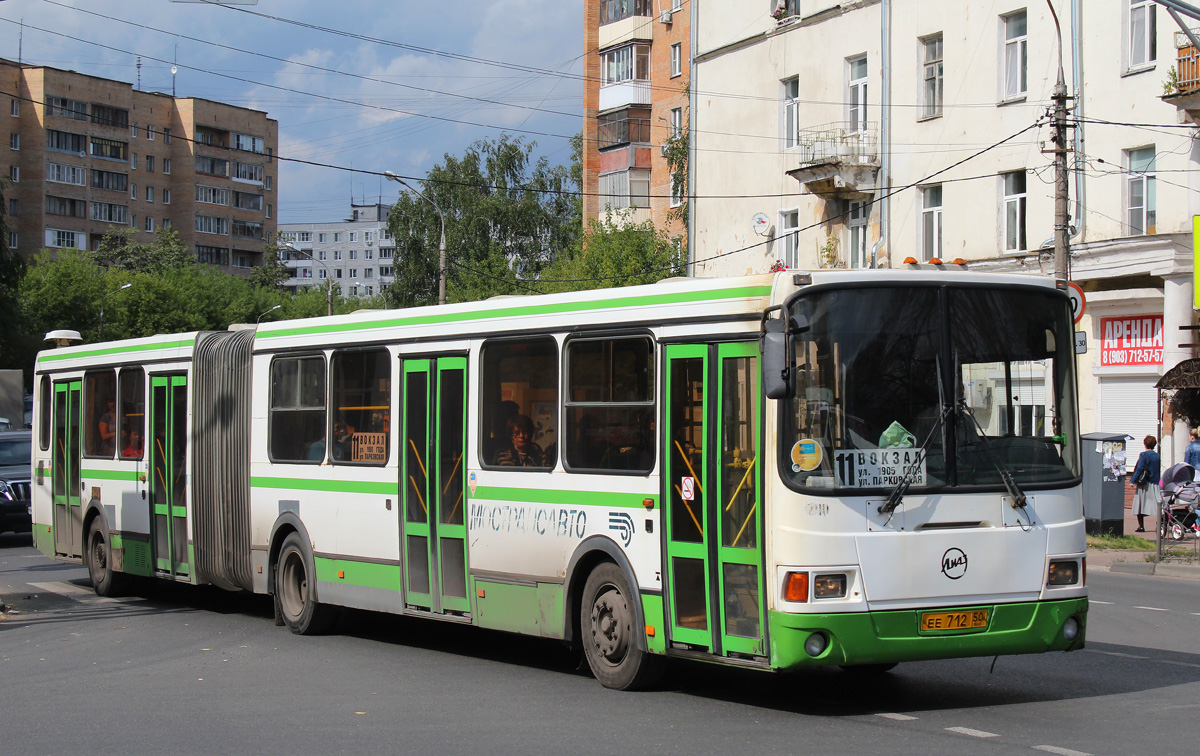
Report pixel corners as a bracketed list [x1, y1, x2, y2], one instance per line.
[136, 56, 142, 90]
[172, 45, 178, 97]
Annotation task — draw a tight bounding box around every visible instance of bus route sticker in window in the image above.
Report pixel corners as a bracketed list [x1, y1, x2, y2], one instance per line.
[834, 448, 926, 488]
[790, 438, 823, 472]
[351, 432, 387, 463]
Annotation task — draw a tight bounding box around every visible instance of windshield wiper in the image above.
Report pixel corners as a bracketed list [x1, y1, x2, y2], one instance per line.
[958, 401, 1028, 510]
[878, 405, 950, 515]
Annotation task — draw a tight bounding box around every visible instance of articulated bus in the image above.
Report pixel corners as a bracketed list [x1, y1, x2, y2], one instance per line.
[30, 270, 1087, 689]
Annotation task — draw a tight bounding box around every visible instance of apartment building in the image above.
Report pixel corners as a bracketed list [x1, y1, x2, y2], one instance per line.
[690, 1, 1198, 462]
[1, 58, 277, 272]
[278, 203, 395, 297]
[582, 0, 689, 240]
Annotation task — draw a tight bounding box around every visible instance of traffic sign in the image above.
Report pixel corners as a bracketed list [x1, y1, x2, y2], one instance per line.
[1067, 281, 1085, 324]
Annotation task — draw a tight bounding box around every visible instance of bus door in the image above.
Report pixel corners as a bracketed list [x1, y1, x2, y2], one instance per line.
[400, 356, 470, 616]
[52, 380, 83, 557]
[664, 343, 765, 658]
[149, 375, 190, 578]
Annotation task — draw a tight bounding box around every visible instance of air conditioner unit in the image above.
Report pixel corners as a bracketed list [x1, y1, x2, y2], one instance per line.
[366, 240, 373, 246]
[660, 9, 673, 24]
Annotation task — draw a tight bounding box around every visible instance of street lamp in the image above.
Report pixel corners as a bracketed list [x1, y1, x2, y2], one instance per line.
[283, 241, 333, 317]
[98, 282, 132, 341]
[384, 170, 447, 305]
[256, 304, 282, 324]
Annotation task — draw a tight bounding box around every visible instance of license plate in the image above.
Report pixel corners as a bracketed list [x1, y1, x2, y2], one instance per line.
[920, 609, 989, 632]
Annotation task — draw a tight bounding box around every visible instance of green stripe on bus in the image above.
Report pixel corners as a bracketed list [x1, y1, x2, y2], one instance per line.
[37, 338, 196, 363]
[472, 485, 656, 509]
[81, 468, 140, 481]
[315, 557, 400, 591]
[250, 476, 399, 496]
[256, 285, 773, 340]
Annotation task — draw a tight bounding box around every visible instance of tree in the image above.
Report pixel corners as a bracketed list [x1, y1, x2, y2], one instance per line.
[538, 212, 686, 294]
[383, 135, 580, 308]
[90, 227, 194, 274]
[0, 179, 31, 373]
[250, 234, 292, 291]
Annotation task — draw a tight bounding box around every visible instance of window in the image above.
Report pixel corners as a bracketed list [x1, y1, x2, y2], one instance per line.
[131, 152, 138, 169]
[380, 265, 394, 276]
[601, 44, 650, 85]
[598, 169, 650, 210]
[922, 185, 943, 261]
[334, 232, 342, 242]
[318, 233, 327, 243]
[91, 202, 129, 224]
[234, 253, 250, 269]
[131, 122, 138, 138]
[327, 349, 390, 465]
[234, 133, 265, 153]
[46, 96, 87, 120]
[599, 0, 650, 24]
[46, 129, 87, 154]
[49, 229, 82, 249]
[597, 108, 651, 149]
[318, 250, 327, 261]
[847, 56, 868, 131]
[481, 338, 558, 469]
[671, 107, 683, 139]
[564, 337, 654, 473]
[8, 165, 17, 182]
[84, 371, 118, 458]
[234, 161, 263, 182]
[10, 99, 18, 117]
[780, 209, 799, 269]
[147, 124, 155, 141]
[364, 231, 374, 242]
[131, 183, 137, 200]
[118, 369, 145, 460]
[163, 128, 171, 144]
[195, 215, 230, 235]
[1003, 170, 1027, 252]
[144, 216, 154, 232]
[47, 162, 87, 186]
[232, 220, 263, 239]
[364, 248, 373, 259]
[234, 191, 263, 211]
[266, 203, 272, 219]
[163, 158, 171, 174]
[349, 232, 358, 242]
[1003, 11, 1028, 99]
[196, 155, 230, 177]
[922, 34, 944, 118]
[318, 269, 327, 280]
[380, 248, 394, 259]
[349, 268, 358, 278]
[7, 198, 16, 216]
[847, 200, 868, 268]
[1130, 0, 1157, 69]
[92, 169, 128, 191]
[163, 188, 171, 205]
[196, 185, 230, 205]
[162, 218, 172, 230]
[336, 269, 343, 279]
[90, 104, 129, 129]
[333, 250, 343, 261]
[91, 137, 128, 161]
[298, 232, 312, 242]
[146, 186, 154, 203]
[197, 245, 229, 264]
[266, 176, 273, 191]
[146, 155, 155, 172]
[364, 268, 374, 278]
[1127, 146, 1156, 235]
[8, 232, 15, 249]
[46, 195, 86, 218]
[349, 250, 357, 260]
[269, 356, 327, 462]
[671, 43, 682, 77]
[8, 133, 17, 150]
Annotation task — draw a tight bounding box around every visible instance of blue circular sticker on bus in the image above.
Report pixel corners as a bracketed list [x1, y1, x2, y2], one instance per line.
[791, 439, 823, 472]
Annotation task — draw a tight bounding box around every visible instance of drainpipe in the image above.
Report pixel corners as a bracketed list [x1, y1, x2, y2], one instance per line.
[1071, 0, 1085, 245]
[687, 0, 698, 276]
[874, 0, 891, 268]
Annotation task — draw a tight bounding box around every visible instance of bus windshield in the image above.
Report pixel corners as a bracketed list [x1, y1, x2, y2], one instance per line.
[782, 284, 1080, 493]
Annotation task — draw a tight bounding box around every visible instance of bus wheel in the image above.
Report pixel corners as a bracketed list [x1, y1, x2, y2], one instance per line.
[86, 520, 125, 597]
[275, 532, 334, 635]
[839, 663, 898, 674]
[581, 562, 663, 690]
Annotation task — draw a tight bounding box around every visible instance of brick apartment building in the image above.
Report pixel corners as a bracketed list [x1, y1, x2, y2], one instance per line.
[1, 58, 277, 272]
[582, 1, 688, 243]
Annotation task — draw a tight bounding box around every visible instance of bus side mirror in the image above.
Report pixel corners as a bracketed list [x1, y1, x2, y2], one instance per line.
[762, 317, 792, 399]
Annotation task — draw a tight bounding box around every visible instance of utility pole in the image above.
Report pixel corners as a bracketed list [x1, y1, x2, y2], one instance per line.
[1046, 0, 1072, 281]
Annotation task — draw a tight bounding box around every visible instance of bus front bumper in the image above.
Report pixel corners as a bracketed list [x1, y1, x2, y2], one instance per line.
[768, 597, 1088, 670]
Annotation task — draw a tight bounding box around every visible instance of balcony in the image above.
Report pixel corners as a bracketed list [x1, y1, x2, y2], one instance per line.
[786, 121, 879, 200]
[1165, 34, 1200, 123]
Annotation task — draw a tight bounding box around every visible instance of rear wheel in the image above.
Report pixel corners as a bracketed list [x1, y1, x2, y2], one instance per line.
[275, 532, 334, 635]
[580, 562, 663, 690]
[86, 520, 126, 597]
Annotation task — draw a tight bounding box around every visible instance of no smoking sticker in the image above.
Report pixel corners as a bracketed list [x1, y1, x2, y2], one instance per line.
[681, 476, 695, 501]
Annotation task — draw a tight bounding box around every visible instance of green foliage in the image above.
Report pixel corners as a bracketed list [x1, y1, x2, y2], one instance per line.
[663, 123, 689, 227]
[250, 234, 292, 291]
[383, 135, 580, 308]
[0, 180, 31, 373]
[538, 212, 685, 294]
[90, 227, 195, 274]
[1164, 66, 1180, 96]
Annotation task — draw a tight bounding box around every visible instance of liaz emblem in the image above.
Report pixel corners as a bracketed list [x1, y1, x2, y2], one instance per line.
[941, 548, 968, 580]
[609, 512, 635, 547]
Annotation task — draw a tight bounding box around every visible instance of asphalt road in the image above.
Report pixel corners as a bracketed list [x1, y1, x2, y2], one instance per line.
[2, 531, 1198, 756]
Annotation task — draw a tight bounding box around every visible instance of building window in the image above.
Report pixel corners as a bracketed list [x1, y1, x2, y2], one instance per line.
[349, 250, 357, 260]
[266, 176, 273, 191]
[599, 0, 651, 24]
[598, 169, 650, 210]
[364, 247, 373, 260]
[318, 250, 327, 261]
[162, 218, 172, 230]
[349, 232, 358, 242]
[47, 162, 87, 186]
[349, 268, 358, 278]
[146, 186, 154, 203]
[144, 216, 154, 232]
[318, 269, 327, 280]
[163, 128, 171, 144]
[131, 122, 138, 138]
[334, 232, 342, 242]
[1129, 0, 1157, 69]
[318, 233, 327, 243]
[7, 198, 16, 217]
[196, 155, 230, 177]
[921, 185, 943, 261]
[234, 191, 263, 211]
[597, 108, 651, 149]
[234, 133, 265, 153]
[196, 185, 230, 206]
[1002, 170, 1027, 252]
[46, 129, 87, 154]
[922, 34, 943, 118]
[90, 202, 129, 224]
[1003, 11, 1028, 100]
[233, 220, 263, 240]
[671, 43, 682, 78]
[47, 96, 87, 120]
[847, 200, 868, 268]
[365, 268, 374, 278]
[847, 56, 868, 131]
[364, 231, 374, 242]
[131, 183, 137, 200]
[131, 152, 137, 169]
[47, 196, 87, 218]
[91, 169, 128, 191]
[779, 209, 799, 269]
[8, 232, 15, 249]
[8, 133, 17, 150]
[91, 104, 130, 129]
[90, 137, 128, 161]
[298, 232, 312, 242]
[197, 246, 230, 265]
[234, 161, 264, 183]
[10, 100, 18, 117]
[195, 215, 230, 235]
[163, 188, 171, 205]
[1127, 146, 1156, 235]
[601, 44, 650, 85]
[8, 165, 16, 182]
[333, 250, 342, 261]
[380, 247, 394, 259]
[147, 124, 155, 141]
[783, 77, 800, 148]
[266, 203, 272, 219]
[146, 155, 155, 172]
[49, 229, 81, 249]
[163, 158, 171, 174]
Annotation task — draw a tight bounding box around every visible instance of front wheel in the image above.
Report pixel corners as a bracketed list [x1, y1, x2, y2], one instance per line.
[580, 562, 663, 690]
[1171, 522, 1186, 541]
[86, 520, 126, 597]
[275, 532, 334, 635]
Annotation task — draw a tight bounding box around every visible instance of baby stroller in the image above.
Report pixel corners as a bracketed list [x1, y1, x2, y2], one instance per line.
[1159, 463, 1200, 541]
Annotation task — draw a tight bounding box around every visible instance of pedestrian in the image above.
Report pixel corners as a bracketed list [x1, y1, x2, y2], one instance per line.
[1185, 428, 1200, 476]
[1129, 434, 1162, 533]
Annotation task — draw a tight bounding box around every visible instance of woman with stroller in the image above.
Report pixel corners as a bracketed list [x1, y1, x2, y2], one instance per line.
[1130, 435, 1162, 533]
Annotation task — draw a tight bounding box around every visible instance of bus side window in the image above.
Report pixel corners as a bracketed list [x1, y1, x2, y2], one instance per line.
[84, 370, 117, 458]
[330, 348, 391, 466]
[564, 336, 654, 473]
[269, 355, 327, 463]
[480, 337, 558, 470]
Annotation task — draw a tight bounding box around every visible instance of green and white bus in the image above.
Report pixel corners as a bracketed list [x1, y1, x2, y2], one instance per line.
[30, 269, 1087, 689]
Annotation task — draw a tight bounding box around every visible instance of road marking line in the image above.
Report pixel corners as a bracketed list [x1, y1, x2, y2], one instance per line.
[27, 581, 115, 604]
[1134, 606, 1168, 612]
[1191, 612, 1200, 616]
[945, 727, 998, 738]
[1033, 746, 1092, 756]
[1088, 600, 1113, 605]
[1154, 660, 1200, 669]
[1086, 650, 1149, 659]
[876, 713, 918, 721]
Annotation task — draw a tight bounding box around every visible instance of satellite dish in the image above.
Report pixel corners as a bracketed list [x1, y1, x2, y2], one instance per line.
[751, 212, 771, 236]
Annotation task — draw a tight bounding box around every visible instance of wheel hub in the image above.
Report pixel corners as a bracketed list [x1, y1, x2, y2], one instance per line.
[590, 588, 629, 663]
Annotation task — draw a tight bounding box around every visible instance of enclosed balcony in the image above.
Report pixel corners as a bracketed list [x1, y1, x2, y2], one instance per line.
[786, 121, 880, 200]
[1164, 31, 1200, 123]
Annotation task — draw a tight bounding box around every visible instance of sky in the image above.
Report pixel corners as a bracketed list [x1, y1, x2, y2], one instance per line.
[0, 0, 584, 223]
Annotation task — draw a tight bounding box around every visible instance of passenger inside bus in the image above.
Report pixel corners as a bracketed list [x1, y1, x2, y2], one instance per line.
[494, 414, 544, 467]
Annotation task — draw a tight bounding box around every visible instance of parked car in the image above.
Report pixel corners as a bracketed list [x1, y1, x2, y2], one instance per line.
[0, 430, 32, 534]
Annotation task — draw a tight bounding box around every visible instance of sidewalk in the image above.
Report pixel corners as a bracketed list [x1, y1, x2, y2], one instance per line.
[1086, 500, 1200, 581]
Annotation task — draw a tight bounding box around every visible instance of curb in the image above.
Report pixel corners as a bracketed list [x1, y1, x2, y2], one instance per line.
[1106, 560, 1200, 580]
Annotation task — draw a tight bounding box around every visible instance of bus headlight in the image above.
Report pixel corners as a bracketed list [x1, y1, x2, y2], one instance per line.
[1048, 560, 1079, 586]
[1062, 617, 1080, 641]
[804, 632, 829, 657]
[813, 574, 847, 599]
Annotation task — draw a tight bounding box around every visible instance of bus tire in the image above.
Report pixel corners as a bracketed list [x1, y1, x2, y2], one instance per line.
[275, 532, 334, 635]
[580, 562, 663, 690]
[86, 519, 126, 597]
